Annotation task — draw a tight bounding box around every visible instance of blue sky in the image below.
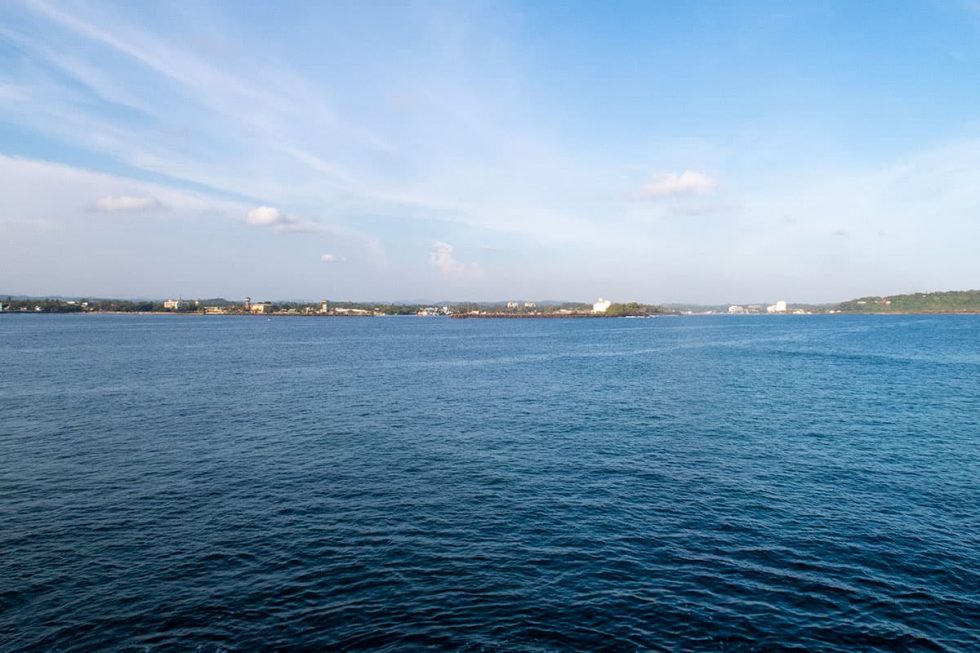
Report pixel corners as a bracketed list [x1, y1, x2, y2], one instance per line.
[2, 0, 980, 303]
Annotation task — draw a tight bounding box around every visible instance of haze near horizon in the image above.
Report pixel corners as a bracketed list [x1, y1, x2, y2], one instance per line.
[2, 1, 980, 303]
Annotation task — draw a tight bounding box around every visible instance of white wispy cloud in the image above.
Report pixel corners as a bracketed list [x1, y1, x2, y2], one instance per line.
[639, 170, 717, 198]
[0, 153, 261, 260]
[12, 0, 393, 206]
[278, 146, 358, 186]
[320, 253, 343, 263]
[245, 205, 326, 233]
[5, 0, 622, 252]
[429, 241, 466, 274]
[93, 195, 165, 212]
[242, 206, 384, 256]
[0, 155, 246, 224]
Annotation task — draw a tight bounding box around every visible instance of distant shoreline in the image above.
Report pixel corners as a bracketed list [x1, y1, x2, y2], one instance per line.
[4, 289, 980, 316]
[4, 310, 980, 318]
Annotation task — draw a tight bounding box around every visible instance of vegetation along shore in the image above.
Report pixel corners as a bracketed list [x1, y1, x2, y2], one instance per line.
[3, 290, 980, 317]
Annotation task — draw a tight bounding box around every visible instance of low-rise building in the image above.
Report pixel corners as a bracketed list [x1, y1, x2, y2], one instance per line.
[250, 302, 273, 314]
[163, 299, 181, 310]
[593, 298, 612, 314]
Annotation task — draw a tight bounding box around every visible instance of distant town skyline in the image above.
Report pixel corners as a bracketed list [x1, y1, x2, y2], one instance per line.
[3, 1, 980, 303]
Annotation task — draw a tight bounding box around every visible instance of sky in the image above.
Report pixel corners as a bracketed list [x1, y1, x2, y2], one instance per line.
[2, 0, 980, 304]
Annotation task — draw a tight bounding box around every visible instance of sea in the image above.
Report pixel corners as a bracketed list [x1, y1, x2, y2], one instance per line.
[1, 314, 978, 651]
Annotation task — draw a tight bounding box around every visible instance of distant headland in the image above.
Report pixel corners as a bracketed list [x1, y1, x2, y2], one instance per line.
[2, 290, 980, 317]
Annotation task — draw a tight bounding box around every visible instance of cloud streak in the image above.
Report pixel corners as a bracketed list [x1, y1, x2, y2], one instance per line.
[94, 195, 165, 212]
[246, 205, 333, 234]
[639, 171, 717, 198]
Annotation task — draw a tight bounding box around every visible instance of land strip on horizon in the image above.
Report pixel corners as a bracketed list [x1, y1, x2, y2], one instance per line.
[3, 290, 980, 317]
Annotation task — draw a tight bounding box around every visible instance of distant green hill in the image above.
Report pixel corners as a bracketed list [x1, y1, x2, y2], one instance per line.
[603, 302, 678, 317]
[836, 290, 980, 313]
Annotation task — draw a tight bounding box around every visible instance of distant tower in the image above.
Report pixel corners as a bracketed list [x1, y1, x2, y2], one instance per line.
[244, 296, 251, 312]
[320, 299, 329, 314]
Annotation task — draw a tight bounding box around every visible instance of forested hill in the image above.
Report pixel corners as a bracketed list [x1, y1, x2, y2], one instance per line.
[836, 290, 980, 313]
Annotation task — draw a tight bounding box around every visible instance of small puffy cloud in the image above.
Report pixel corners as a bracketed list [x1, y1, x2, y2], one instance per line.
[94, 195, 165, 212]
[430, 241, 465, 274]
[246, 205, 284, 225]
[246, 205, 323, 233]
[320, 253, 344, 263]
[640, 170, 716, 198]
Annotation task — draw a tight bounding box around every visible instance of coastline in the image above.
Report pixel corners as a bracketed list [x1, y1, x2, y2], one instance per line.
[5, 310, 980, 318]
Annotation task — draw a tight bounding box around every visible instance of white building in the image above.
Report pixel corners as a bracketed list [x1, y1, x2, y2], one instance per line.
[524, 302, 536, 308]
[593, 298, 612, 314]
[728, 305, 745, 314]
[506, 301, 520, 309]
[766, 300, 788, 313]
[163, 299, 181, 310]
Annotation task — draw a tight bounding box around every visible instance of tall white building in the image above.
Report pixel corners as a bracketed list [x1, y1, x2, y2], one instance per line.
[766, 300, 788, 313]
[593, 298, 612, 314]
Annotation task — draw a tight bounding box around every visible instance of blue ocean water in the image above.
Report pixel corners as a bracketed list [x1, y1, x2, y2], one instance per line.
[1, 314, 978, 651]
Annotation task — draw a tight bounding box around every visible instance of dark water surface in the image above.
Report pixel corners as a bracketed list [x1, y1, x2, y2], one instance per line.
[2, 314, 979, 651]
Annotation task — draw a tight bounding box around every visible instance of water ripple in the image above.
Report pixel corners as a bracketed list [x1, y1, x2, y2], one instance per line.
[1, 314, 979, 651]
